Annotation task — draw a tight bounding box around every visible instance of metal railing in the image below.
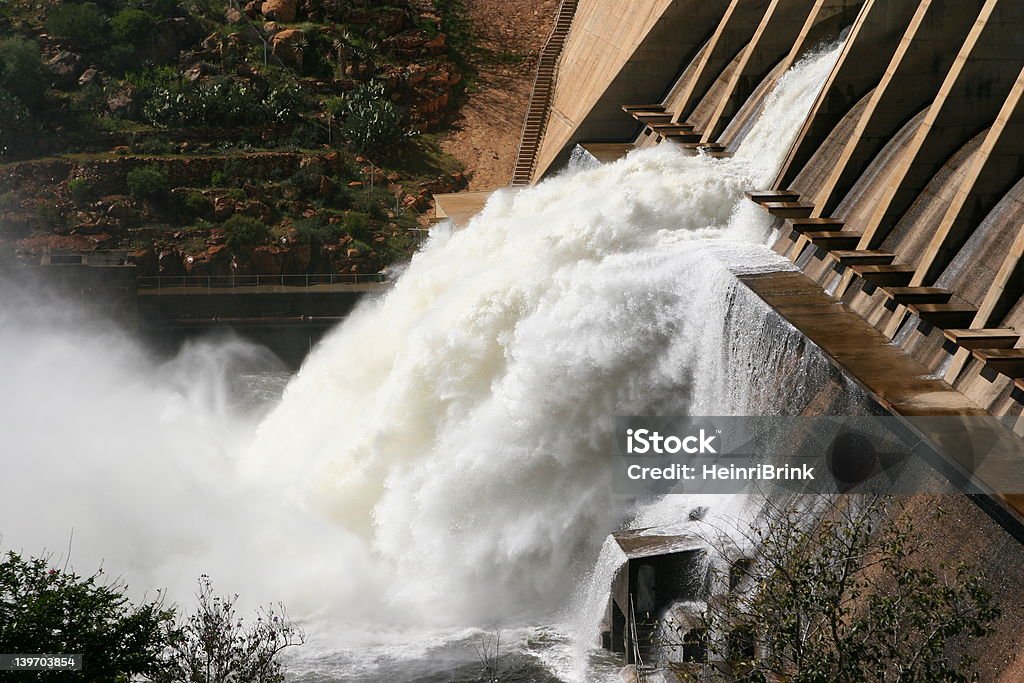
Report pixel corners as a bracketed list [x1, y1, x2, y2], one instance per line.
[137, 272, 387, 290]
[511, 0, 579, 186]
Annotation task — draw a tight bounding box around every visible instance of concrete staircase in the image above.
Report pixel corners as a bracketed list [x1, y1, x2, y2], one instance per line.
[511, 0, 579, 186]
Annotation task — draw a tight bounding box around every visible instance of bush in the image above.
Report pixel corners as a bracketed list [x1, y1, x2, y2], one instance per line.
[0, 37, 45, 111]
[142, 78, 303, 128]
[328, 81, 407, 155]
[126, 165, 169, 201]
[153, 576, 305, 683]
[663, 495, 1000, 682]
[46, 3, 109, 49]
[224, 215, 271, 252]
[0, 88, 32, 156]
[0, 550, 174, 682]
[68, 178, 94, 204]
[111, 8, 153, 47]
[184, 190, 209, 216]
[341, 210, 372, 239]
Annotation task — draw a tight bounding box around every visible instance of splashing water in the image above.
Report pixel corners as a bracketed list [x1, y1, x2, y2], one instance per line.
[0, 44, 842, 681]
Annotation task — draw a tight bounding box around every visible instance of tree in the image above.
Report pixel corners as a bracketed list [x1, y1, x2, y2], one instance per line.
[0, 551, 175, 682]
[153, 575, 306, 683]
[659, 495, 1000, 682]
[0, 37, 45, 110]
[45, 3, 109, 50]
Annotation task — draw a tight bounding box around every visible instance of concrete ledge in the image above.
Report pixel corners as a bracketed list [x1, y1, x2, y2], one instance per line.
[433, 190, 496, 230]
[740, 270, 1024, 534]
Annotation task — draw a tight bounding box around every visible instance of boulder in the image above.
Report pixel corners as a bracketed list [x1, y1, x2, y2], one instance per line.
[47, 51, 83, 89]
[271, 28, 304, 69]
[261, 0, 297, 23]
[106, 84, 138, 118]
[78, 68, 102, 88]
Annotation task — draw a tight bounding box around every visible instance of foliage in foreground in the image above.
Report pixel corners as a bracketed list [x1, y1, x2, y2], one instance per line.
[0, 550, 173, 682]
[663, 496, 1000, 683]
[152, 575, 306, 683]
[0, 552, 305, 682]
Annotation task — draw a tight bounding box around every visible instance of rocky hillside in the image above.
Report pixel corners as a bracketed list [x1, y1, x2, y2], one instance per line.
[0, 0, 475, 277]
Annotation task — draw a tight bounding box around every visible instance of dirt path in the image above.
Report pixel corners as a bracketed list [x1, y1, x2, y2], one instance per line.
[440, 0, 560, 190]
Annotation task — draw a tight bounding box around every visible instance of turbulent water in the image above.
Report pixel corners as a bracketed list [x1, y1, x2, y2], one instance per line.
[0, 44, 841, 682]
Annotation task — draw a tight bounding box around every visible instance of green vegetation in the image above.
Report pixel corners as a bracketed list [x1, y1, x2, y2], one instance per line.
[0, 552, 304, 683]
[126, 165, 170, 201]
[224, 215, 271, 252]
[0, 550, 173, 682]
[663, 496, 1000, 682]
[0, 0, 467, 275]
[45, 3, 108, 50]
[153, 575, 305, 683]
[139, 74, 304, 128]
[68, 178, 95, 204]
[110, 8, 154, 47]
[328, 81, 408, 155]
[0, 37, 45, 154]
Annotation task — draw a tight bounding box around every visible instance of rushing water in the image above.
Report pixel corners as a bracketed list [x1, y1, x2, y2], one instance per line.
[0, 44, 842, 682]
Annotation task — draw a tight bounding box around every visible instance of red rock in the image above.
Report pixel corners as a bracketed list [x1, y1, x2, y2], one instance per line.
[261, 0, 297, 22]
[271, 28, 304, 69]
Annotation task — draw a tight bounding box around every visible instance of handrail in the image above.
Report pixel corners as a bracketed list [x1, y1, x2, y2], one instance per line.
[136, 272, 386, 290]
[629, 594, 647, 682]
[511, 0, 579, 186]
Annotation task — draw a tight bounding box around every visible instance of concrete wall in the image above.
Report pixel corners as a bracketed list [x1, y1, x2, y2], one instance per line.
[533, 0, 730, 179]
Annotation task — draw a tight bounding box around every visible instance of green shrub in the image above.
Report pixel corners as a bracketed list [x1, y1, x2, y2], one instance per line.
[341, 210, 372, 239]
[0, 191, 17, 210]
[210, 170, 228, 187]
[0, 88, 32, 156]
[126, 165, 169, 201]
[224, 215, 271, 252]
[0, 550, 174, 681]
[68, 177, 94, 204]
[0, 37, 45, 111]
[111, 8, 153, 46]
[141, 78, 303, 128]
[328, 81, 407, 155]
[136, 137, 174, 154]
[183, 190, 208, 216]
[46, 3, 109, 49]
[35, 202, 63, 229]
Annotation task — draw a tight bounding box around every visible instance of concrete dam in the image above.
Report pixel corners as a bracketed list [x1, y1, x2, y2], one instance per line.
[6, 1, 1024, 680]
[430, 0, 1024, 678]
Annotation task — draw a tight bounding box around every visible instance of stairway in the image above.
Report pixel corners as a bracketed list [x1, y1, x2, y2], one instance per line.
[511, 0, 579, 186]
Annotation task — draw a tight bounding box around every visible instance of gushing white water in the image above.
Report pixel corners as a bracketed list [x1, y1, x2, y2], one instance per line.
[0, 43, 841, 681]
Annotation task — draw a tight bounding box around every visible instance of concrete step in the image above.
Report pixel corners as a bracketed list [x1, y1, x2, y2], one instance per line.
[663, 132, 703, 143]
[745, 190, 800, 204]
[829, 249, 896, 265]
[972, 348, 1024, 378]
[764, 202, 815, 219]
[806, 233, 862, 250]
[910, 303, 977, 329]
[633, 113, 673, 123]
[784, 217, 844, 233]
[882, 286, 953, 305]
[622, 104, 666, 113]
[649, 123, 694, 134]
[944, 328, 1019, 350]
[850, 264, 915, 287]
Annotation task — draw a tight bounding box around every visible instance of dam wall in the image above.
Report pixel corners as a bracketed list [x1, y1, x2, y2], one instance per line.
[526, 0, 1024, 515]
[511, 4, 1024, 667]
